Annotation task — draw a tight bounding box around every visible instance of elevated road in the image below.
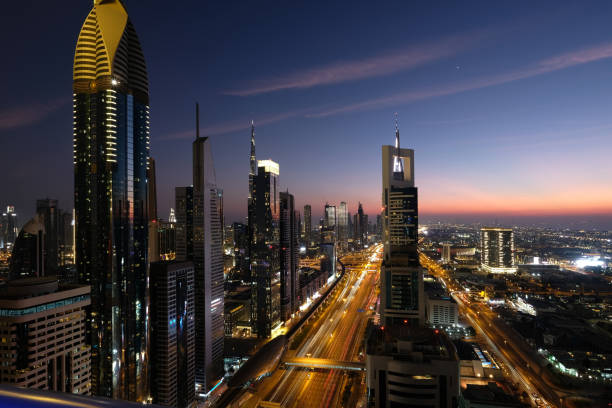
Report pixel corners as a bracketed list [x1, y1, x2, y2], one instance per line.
[237, 245, 382, 408]
[283, 357, 365, 371]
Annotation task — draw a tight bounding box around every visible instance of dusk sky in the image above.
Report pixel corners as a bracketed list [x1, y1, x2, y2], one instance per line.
[2, 1, 612, 226]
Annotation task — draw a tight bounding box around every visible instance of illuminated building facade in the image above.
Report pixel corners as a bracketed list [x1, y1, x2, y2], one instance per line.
[250, 159, 281, 338]
[337, 201, 348, 247]
[0, 278, 91, 395]
[0, 206, 18, 251]
[303, 204, 312, 246]
[381, 124, 424, 327]
[150, 261, 195, 408]
[480, 227, 517, 274]
[73, 0, 149, 400]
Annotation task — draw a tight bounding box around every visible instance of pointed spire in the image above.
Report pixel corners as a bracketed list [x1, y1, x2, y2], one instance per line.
[394, 112, 400, 150]
[196, 102, 200, 139]
[392, 112, 404, 177]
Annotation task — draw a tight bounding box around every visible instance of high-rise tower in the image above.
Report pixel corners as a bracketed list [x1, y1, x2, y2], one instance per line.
[381, 120, 424, 326]
[192, 120, 225, 391]
[280, 191, 298, 322]
[73, 0, 150, 400]
[250, 160, 281, 338]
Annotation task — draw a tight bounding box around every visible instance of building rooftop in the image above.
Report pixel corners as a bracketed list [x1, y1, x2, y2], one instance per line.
[366, 324, 458, 363]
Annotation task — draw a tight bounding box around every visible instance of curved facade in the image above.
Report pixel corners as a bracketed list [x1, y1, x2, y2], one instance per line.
[73, 0, 150, 401]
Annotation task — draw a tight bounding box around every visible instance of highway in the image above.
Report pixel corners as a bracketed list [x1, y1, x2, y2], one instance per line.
[240, 245, 382, 408]
[420, 252, 560, 408]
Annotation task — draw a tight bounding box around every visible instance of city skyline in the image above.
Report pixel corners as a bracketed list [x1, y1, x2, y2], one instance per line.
[2, 2, 612, 226]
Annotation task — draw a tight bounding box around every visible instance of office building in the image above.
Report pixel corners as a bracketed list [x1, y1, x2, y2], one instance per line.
[367, 119, 459, 408]
[150, 261, 196, 408]
[0, 206, 18, 250]
[480, 227, 517, 274]
[0, 278, 91, 394]
[380, 121, 424, 326]
[158, 219, 176, 260]
[231, 222, 248, 281]
[58, 210, 75, 266]
[73, 0, 149, 399]
[175, 187, 194, 261]
[303, 204, 312, 246]
[442, 243, 452, 264]
[9, 215, 45, 280]
[338, 202, 348, 245]
[355, 203, 367, 248]
[324, 203, 337, 231]
[148, 157, 159, 263]
[366, 326, 460, 408]
[250, 159, 281, 338]
[425, 281, 458, 326]
[280, 191, 298, 322]
[35, 199, 60, 274]
[192, 129, 225, 391]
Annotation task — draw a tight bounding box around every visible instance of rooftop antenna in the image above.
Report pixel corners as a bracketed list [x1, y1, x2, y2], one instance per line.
[392, 112, 404, 178]
[196, 102, 200, 139]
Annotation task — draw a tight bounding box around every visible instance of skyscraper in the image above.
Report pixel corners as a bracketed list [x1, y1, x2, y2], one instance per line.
[250, 159, 281, 338]
[192, 130, 225, 391]
[303, 204, 312, 246]
[175, 186, 194, 261]
[73, 0, 149, 400]
[367, 118, 458, 408]
[480, 227, 517, 274]
[380, 121, 424, 326]
[337, 201, 348, 247]
[36, 199, 60, 274]
[9, 215, 45, 280]
[1, 206, 18, 250]
[280, 191, 298, 322]
[356, 202, 367, 248]
[150, 261, 196, 408]
[148, 157, 159, 263]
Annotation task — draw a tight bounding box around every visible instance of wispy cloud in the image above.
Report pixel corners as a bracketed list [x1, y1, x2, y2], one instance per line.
[308, 41, 612, 117]
[160, 108, 315, 140]
[0, 98, 67, 130]
[224, 32, 484, 96]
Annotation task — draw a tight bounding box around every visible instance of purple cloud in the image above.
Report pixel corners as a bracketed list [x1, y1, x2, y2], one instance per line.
[308, 41, 612, 117]
[224, 32, 484, 96]
[0, 98, 67, 130]
[160, 108, 315, 139]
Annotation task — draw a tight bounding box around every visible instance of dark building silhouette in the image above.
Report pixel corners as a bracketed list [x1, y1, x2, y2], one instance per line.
[150, 261, 195, 408]
[35, 199, 59, 274]
[73, 0, 150, 399]
[303, 204, 312, 246]
[175, 186, 194, 261]
[280, 191, 298, 322]
[232, 222, 249, 281]
[9, 216, 45, 280]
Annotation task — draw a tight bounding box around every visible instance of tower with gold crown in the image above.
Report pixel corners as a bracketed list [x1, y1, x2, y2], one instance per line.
[73, 0, 150, 401]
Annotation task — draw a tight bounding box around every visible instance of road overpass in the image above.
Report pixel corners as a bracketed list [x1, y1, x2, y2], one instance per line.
[282, 357, 365, 371]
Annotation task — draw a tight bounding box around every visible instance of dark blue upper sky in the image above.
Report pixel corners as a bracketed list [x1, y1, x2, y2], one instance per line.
[2, 0, 612, 226]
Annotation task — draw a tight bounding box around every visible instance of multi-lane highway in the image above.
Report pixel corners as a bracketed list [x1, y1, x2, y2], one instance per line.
[420, 252, 560, 408]
[240, 245, 382, 408]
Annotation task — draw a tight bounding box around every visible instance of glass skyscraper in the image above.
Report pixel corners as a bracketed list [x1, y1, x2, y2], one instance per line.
[381, 126, 424, 327]
[73, 0, 149, 400]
